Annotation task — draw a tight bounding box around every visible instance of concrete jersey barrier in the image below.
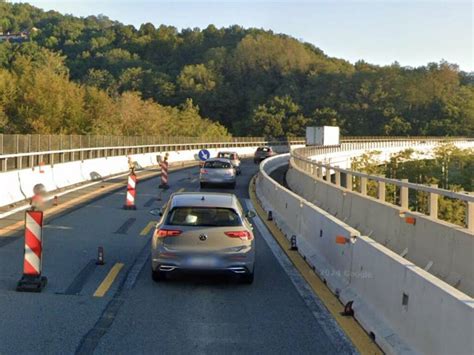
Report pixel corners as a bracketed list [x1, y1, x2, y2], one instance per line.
[257, 154, 474, 355]
[0, 144, 301, 209]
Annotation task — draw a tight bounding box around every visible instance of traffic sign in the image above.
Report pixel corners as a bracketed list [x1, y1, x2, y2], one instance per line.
[198, 149, 211, 161]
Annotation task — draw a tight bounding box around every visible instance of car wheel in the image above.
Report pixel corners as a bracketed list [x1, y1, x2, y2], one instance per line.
[254, 159, 258, 164]
[200, 182, 206, 189]
[152, 268, 166, 282]
[230, 182, 236, 189]
[241, 271, 254, 284]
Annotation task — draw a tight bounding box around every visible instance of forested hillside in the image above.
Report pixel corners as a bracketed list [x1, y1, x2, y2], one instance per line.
[1, 1, 473, 136]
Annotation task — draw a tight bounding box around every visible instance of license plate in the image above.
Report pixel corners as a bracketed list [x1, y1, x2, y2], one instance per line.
[188, 256, 217, 267]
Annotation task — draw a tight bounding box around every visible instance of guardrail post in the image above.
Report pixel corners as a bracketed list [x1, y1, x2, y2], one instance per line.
[429, 184, 438, 218]
[325, 166, 331, 182]
[377, 181, 385, 201]
[361, 176, 368, 195]
[400, 179, 409, 210]
[467, 202, 474, 232]
[335, 167, 341, 186]
[345, 173, 352, 191]
[317, 166, 323, 179]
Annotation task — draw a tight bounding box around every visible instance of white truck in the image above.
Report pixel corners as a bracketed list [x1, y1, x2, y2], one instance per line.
[306, 126, 340, 146]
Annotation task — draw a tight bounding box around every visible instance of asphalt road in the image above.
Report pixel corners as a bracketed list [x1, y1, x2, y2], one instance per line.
[0, 160, 355, 354]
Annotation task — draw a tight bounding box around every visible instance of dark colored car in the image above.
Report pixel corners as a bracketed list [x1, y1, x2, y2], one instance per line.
[253, 146, 274, 163]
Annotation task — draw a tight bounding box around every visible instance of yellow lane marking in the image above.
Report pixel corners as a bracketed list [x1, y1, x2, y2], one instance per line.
[93, 263, 124, 298]
[248, 176, 382, 355]
[177, 187, 185, 193]
[140, 221, 157, 236]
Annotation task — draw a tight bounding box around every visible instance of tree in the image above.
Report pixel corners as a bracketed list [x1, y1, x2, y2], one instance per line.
[0, 2, 472, 137]
[251, 96, 308, 137]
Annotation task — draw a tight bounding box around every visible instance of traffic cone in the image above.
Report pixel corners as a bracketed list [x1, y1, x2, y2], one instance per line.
[96, 247, 105, 265]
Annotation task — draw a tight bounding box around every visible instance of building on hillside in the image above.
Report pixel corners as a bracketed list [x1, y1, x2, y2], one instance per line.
[0, 28, 36, 43]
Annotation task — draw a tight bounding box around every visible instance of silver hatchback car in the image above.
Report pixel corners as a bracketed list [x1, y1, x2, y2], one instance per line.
[151, 192, 256, 283]
[199, 158, 236, 189]
[217, 151, 241, 175]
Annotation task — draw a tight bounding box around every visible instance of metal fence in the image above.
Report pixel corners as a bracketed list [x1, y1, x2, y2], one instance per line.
[1, 134, 467, 155]
[0, 134, 308, 172]
[0, 134, 295, 155]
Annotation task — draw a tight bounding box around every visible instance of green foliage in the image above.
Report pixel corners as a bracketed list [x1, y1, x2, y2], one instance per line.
[0, 42, 228, 137]
[352, 144, 473, 226]
[250, 96, 308, 137]
[0, 2, 473, 136]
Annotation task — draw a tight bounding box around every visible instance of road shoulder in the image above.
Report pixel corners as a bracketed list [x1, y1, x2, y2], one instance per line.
[248, 175, 382, 355]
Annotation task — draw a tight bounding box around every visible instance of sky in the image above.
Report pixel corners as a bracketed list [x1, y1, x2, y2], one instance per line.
[18, 0, 474, 71]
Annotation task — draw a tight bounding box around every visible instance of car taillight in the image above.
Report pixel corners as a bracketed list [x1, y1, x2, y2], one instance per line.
[200, 169, 208, 174]
[225, 231, 252, 241]
[156, 229, 182, 238]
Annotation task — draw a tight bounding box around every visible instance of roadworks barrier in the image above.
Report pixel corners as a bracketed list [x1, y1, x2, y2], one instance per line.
[257, 154, 474, 355]
[17, 209, 47, 292]
[123, 172, 137, 210]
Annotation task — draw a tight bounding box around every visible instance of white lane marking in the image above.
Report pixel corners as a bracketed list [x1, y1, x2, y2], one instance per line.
[43, 225, 73, 230]
[244, 199, 357, 354]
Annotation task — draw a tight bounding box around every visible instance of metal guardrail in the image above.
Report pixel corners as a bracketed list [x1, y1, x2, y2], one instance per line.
[291, 137, 474, 231]
[0, 135, 468, 172]
[0, 134, 296, 155]
[1, 134, 463, 155]
[0, 138, 305, 172]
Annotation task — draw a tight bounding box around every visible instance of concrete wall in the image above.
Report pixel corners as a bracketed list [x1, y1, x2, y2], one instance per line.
[0, 144, 301, 208]
[287, 159, 474, 297]
[257, 154, 474, 355]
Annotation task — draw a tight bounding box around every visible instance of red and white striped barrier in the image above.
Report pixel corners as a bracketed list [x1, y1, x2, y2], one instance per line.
[159, 160, 169, 189]
[17, 210, 47, 292]
[124, 173, 137, 210]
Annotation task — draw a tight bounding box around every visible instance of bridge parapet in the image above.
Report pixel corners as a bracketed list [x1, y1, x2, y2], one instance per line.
[291, 137, 474, 231]
[256, 137, 474, 355]
[0, 135, 305, 172]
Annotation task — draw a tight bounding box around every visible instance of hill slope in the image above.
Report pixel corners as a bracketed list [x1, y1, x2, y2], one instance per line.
[1, 1, 473, 136]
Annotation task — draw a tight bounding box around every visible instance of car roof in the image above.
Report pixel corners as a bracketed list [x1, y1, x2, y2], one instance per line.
[170, 192, 240, 210]
[218, 151, 238, 154]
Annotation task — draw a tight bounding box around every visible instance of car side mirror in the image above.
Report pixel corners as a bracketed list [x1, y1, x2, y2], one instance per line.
[245, 211, 256, 218]
[149, 208, 163, 217]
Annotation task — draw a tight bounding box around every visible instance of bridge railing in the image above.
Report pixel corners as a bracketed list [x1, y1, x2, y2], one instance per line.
[0, 135, 308, 172]
[291, 137, 474, 231]
[0, 134, 288, 155]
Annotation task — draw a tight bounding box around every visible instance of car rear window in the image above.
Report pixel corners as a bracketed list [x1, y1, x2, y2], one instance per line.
[218, 153, 236, 159]
[166, 207, 242, 227]
[204, 160, 232, 169]
[257, 147, 270, 152]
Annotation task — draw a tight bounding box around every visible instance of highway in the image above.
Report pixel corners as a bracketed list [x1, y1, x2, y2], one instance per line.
[0, 160, 355, 354]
